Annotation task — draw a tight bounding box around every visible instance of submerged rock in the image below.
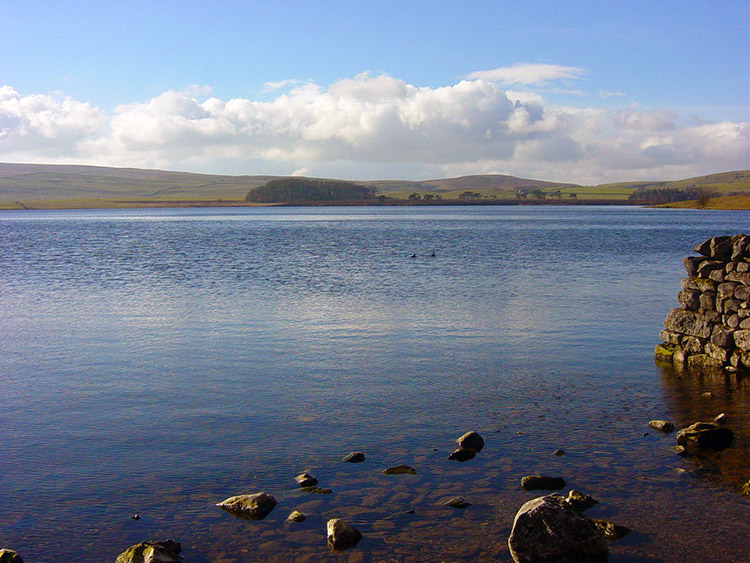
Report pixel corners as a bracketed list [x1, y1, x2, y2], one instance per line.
[648, 420, 675, 433]
[0, 550, 24, 563]
[326, 518, 362, 551]
[448, 448, 476, 462]
[676, 422, 734, 453]
[456, 431, 484, 452]
[216, 492, 277, 520]
[343, 451, 365, 463]
[444, 496, 471, 508]
[303, 486, 332, 494]
[114, 540, 182, 563]
[383, 464, 416, 475]
[508, 494, 608, 563]
[565, 490, 599, 512]
[295, 473, 318, 487]
[521, 475, 566, 491]
[590, 519, 632, 541]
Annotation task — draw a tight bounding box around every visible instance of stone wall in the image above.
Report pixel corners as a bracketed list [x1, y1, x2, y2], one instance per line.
[656, 234, 750, 373]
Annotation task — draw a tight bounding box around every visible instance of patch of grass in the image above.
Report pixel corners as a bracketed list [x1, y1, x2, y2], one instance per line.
[653, 195, 750, 210]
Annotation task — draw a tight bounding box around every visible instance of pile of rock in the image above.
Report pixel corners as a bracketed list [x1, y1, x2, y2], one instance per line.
[655, 234, 750, 372]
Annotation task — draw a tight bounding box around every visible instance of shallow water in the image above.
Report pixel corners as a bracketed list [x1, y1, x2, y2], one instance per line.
[0, 205, 748, 562]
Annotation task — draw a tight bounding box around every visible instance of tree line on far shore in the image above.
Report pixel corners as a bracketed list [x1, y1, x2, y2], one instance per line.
[245, 178, 376, 203]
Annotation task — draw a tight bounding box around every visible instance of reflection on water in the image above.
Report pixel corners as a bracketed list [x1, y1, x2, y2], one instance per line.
[1, 206, 749, 562]
[659, 365, 750, 490]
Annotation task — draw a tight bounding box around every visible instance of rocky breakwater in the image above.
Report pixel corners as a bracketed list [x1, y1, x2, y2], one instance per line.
[656, 234, 750, 373]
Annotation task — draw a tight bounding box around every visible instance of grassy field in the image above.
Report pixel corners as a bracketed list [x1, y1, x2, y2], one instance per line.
[654, 194, 750, 210]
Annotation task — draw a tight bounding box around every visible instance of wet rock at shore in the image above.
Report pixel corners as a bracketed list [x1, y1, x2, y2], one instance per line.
[456, 431, 484, 452]
[448, 448, 476, 462]
[216, 492, 278, 520]
[675, 422, 734, 453]
[444, 496, 471, 508]
[0, 550, 23, 563]
[295, 472, 318, 487]
[521, 475, 566, 491]
[114, 540, 182, 563]
[326, 518, 362, 551]
[383, 464, 416, 475]
[343, 451, 365, 463]
[508, 494, 608, 563]
[590, 519, 632, 541]
[565, 490, 599, 512]
[648, 420, 675, 433]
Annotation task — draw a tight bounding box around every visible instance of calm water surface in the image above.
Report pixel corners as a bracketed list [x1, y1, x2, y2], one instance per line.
[1, 206, 748, 562]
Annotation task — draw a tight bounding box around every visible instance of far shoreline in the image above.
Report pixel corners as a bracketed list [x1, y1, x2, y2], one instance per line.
[1, 194, 748, 211]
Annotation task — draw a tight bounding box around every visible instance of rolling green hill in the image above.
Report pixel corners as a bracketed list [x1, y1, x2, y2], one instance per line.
[0, 162, 747, 209]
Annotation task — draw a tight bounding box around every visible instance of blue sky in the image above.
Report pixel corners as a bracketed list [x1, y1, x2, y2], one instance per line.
[1, 0, 748, 183]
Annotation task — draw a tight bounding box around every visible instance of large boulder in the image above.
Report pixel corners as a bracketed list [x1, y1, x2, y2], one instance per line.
[216, 492, 277, 520]
[114, 541, 182, 563]
[326, 518, 362, 551]
[508, 494, 608, 563]
[676, 422, 734, 453]
[0, 550, 23, 563]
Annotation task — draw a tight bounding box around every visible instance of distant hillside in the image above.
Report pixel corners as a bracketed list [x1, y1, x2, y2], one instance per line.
[0, 163, 276, 201]
[365, 174, 579, 197]
[0, 162, 747, 209]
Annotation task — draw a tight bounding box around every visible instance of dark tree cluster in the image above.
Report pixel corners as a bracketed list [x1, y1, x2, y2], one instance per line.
[245, 178, 376, 203]
[628, 186, 715, 204]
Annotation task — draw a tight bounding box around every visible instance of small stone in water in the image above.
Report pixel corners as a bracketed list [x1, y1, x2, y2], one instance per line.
[327, 518, 362, 551]
[521, 475, 566, 491]
[554, 449, 565, 457]
[295, 473, 318, 487]
[287, 510, 307, 522]
[445, 496, 471, 509]
[343, 451, 366, 463]
[648, 420, 675, 433]
[130, 514, 140, 520]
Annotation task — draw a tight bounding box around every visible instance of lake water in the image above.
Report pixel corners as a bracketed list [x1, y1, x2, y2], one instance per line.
[1, 205, 748, 562]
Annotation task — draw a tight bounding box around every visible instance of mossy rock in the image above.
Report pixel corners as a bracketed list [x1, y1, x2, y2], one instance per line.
[654, 343, 676, 361]
[114, 540, 182, 563]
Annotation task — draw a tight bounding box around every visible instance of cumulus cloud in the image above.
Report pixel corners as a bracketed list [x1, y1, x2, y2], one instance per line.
[0, 71, 748, 184]
[0, 86, 105, 158]
[466, 63, 586, 85]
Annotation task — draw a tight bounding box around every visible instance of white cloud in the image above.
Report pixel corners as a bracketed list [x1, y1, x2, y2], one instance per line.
[0, 86, 104, 158]
[466, 63, 586, 85]
[0, 72, 747, 184]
